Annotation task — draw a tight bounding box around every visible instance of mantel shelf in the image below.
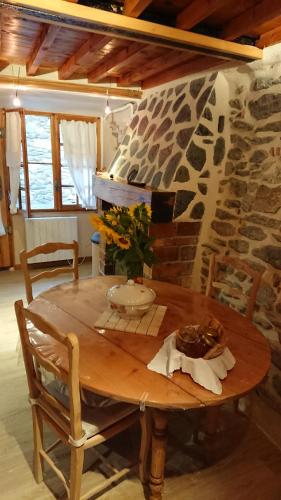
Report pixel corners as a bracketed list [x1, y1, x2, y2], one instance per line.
[94, 174, 176, 223]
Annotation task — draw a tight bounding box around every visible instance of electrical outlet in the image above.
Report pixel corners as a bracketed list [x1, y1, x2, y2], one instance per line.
[0, 127, 5, 138]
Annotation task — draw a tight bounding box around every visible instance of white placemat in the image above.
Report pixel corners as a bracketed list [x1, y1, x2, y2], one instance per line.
[147, 332, 236, 394]
[94, 305, 167, 336]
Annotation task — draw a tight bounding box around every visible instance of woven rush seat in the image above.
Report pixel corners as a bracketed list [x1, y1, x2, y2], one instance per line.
[46, 380, 137, 439]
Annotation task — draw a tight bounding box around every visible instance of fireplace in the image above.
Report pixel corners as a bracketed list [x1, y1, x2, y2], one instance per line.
[93, 174, 201, 287]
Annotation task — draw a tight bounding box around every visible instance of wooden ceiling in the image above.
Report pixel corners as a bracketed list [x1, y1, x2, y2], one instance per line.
[0, 0, 278, 91]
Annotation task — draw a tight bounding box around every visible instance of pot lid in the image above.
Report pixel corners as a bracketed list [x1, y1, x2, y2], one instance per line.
[107, 280, 156, 306]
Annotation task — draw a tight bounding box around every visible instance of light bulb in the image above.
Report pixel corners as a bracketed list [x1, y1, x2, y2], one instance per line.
[104, 102, 111, 115]
[13, 95, 21, 107]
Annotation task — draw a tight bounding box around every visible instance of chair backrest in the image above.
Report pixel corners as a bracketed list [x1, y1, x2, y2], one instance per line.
[20, 240, 79, 303]
[206, 254, 263, 321]
[14, 299, 83, 444]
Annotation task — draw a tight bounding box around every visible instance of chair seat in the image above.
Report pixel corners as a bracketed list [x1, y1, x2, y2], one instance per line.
[46, 381, 137, 439]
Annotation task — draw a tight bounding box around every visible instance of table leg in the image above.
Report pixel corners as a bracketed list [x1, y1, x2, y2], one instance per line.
[149, 409, 168, 500]
[205, 405, 221, 435]
[139, 409, 152, 484]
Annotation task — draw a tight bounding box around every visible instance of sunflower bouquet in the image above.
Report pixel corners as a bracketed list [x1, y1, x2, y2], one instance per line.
[90, 203, 156, 279]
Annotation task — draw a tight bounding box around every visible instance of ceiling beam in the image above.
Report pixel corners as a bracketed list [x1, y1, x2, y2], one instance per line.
[2, 0, 263, 64]
[0, 59, 9, 71]
[59, 34, 111, 80]
[223, 0, 281, 41]
[0, 74, 142, 99]
[123, 0, 152, 18]
[177, 0, 227, 31]
[119, 51, 195, 86]
[256, 25, 281, 48]
[88, 42, 144, 83]
[142, 56, 226, 89]
[26, 24, 60, 76]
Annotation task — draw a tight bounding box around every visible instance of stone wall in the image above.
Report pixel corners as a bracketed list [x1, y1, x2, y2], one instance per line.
[108, 73, 227, 223]
[106, 60, 281, 414]
[198, 65, 281, 413]
[108, 73, 228, 286]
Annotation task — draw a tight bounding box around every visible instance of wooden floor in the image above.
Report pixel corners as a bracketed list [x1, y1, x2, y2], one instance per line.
[1, 264, 281, 499]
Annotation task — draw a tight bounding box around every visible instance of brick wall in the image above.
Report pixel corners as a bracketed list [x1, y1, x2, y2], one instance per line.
[147, 221, 201, 287]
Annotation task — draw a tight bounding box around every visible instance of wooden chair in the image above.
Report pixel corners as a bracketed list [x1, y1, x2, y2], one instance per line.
[14, 299, 139, 500]
[203, 254, 263, 432]
[206, 254, 263, 321]
[20, 241, 79, 303]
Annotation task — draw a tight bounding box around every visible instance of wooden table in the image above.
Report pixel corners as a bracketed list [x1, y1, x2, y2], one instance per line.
[29, 276, 270, 499]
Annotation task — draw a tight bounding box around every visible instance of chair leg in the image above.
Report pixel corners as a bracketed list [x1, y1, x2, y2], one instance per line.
[32, 406, 44, 483]
[139, 409, 152, 484]
[69, 447, 84, 500]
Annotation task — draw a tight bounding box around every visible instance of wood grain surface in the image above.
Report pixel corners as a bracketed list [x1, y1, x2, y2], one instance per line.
[29, 276, 271, 410]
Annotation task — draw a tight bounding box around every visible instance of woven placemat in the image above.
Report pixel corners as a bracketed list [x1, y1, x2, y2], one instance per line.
[94, 305, 167, 336]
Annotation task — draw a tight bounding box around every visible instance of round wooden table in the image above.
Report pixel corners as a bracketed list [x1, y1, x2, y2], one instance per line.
[29, 276, 270, 499]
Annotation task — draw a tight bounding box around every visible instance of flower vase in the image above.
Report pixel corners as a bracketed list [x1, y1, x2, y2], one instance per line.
[125, 261, 144, 283]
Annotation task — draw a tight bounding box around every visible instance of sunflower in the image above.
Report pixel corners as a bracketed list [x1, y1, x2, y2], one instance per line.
[145, 204, 152, 219]
[128, 204, 138, 218]
[89, 214, 104, 230]
[105, 212, 118, 226]
[116, 236, 131, 250]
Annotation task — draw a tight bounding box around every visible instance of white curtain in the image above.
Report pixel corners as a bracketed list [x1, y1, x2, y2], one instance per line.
[0, 206, 5, 236]
[60, 120, 97, 209]
[6, 112, 21, 214]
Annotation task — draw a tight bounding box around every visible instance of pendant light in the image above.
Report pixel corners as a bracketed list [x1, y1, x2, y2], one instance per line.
[13, 67, 21, 107]
[104, 88, 111, 115]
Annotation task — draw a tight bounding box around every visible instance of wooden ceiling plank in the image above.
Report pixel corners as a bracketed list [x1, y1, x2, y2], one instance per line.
[256, 25, 281, 48]
[2, 0, 262, 63]
[142, 55, 225, 89]
[26, 24, 60, 75]
[223, 0, 281, 41]
[119, 50, 195, 85]
[88, 42, 144, 83]
[123, 0, 152, 18]
[58, 33, 111, 80]
[177, 0, 228, 31]
[0, 74, 142, 98]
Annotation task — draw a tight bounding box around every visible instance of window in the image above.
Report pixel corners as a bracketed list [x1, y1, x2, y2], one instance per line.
[19, 112, 100, 215]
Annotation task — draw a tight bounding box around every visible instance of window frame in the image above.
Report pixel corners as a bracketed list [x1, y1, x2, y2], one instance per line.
[19, 110, 101, 216]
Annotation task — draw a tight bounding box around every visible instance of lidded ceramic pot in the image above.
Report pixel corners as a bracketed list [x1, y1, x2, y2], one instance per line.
[107, 279, 156, 319]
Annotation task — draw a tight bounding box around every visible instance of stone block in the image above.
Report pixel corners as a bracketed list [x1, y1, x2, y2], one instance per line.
[253, 245, 281, 270]
[271, 341, 281, 370]
[239, 225, 267, 241]
[245, 214, 280, 229]
[229, 239, 249, 253]
[253, 185, 281, 214]
[256, 285, 277, 307]
[211, 220, 236, 236]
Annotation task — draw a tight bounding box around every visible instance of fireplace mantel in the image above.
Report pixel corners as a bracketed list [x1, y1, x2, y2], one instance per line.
[93, 173, 176, 223]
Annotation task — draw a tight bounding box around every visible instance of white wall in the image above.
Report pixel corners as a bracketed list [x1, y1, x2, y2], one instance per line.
[0, 87, 134, 266]
[103, 104, 134, 170]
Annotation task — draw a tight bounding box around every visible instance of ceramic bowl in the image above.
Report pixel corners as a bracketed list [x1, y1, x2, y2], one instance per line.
[107, 279, 156, 319]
